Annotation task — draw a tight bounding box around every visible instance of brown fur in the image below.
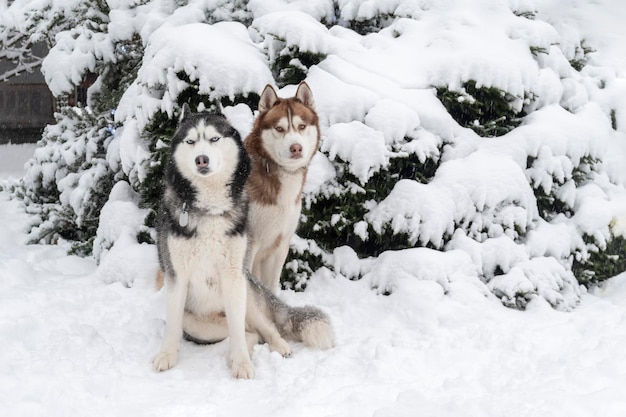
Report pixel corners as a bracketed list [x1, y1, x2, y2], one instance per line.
[244, 96, 320, 207]
[244, 82, 321, 291]
[154, 83, 320, 292]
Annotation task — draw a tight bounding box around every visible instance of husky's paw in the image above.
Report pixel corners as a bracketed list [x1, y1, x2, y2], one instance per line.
[232, 360, 255, 379]
[152, 350, 178, 372]
[269, 337, 292, 358]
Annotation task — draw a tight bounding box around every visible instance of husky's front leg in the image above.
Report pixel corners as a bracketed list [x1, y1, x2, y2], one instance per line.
[261, 239, 291, 293]
[223, 266, 255, 379]
[153, 275, 188, 371]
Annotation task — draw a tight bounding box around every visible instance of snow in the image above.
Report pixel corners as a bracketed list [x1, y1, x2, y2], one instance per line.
[113, 20, 274, 181]
[92, 181, 154, 273]
[366, 151, 537, 249]
[0, 143, 36, 180]
[251, 11, 338, 56]
[116, 21, 273, 130]
[4, 0, 626, 413]
[322, 121, 389, 184]
[3, 159, 626, 414]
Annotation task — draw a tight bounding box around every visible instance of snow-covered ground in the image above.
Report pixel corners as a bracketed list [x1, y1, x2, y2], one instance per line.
[0, 143, 37, 180]
[2, 146, 626, 416]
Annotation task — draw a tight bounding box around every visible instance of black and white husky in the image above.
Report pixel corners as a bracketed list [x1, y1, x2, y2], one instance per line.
[152, 105, 334, 379]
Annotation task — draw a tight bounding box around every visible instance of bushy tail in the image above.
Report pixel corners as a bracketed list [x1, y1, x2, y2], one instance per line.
[246, 272, 335, 350]
[280, 305, 335, 350]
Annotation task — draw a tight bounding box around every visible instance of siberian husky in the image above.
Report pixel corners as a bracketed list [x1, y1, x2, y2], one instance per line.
[245, 82, 320, 292]
[153, 105, 333, 379]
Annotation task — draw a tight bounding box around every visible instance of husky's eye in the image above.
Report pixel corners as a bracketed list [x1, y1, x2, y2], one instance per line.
[275, 126, 285, 133]
[185, 139, 195, 145]
[209, 136, 221, 143]
[298, 124, 307, 131]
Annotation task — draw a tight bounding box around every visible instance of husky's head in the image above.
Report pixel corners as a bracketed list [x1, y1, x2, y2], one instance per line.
[166, 106, 250, 202]
[252, 82, 320, 172]
[171, 106, 247, 177]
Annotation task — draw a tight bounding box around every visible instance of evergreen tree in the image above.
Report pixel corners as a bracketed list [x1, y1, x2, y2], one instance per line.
[7, 0, 143, 255]
[5, 0, 626, 308]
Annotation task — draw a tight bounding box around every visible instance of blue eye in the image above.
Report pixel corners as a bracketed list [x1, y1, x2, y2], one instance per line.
[185, 139, 195, 145]
[209, 136, 221, 143]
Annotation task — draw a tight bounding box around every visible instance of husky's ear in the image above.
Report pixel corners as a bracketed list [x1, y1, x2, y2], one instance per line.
[180, 103, 192, 122]
[295, 82, 315, 109]
[259, 84, 279, 114]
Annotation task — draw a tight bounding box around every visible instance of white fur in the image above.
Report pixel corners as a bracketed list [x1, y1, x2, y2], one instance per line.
[263, 114, 317, 172]
[153, 129, 254, 379]
[174, 123, 241, 213]
[300, 320, 334, 350]
[247, 172, 304, 291]
[248, 118, 319, 292]
[153, 222, 253, 378]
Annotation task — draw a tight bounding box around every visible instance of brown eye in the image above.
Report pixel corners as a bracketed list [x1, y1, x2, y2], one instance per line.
[275, 126, 284, 133]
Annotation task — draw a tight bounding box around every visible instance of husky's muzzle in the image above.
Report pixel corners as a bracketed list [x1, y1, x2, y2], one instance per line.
[195, 154, 210, 175]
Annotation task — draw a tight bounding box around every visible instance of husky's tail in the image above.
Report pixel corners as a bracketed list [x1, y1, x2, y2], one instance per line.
[277, 304, 335, 350]
[247, 273, 334, 350]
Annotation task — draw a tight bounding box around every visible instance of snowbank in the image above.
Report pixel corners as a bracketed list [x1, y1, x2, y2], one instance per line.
[2, 184, 626, 416]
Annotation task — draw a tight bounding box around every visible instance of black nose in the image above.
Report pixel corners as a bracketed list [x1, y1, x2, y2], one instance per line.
[195, 155, 209, 169]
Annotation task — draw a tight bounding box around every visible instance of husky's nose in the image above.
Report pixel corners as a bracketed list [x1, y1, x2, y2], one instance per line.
[195, 155, 210, 171]
[290, 143, 302, 158]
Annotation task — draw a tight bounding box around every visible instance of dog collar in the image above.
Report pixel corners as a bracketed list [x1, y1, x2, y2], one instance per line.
[261, 157, 305, 176]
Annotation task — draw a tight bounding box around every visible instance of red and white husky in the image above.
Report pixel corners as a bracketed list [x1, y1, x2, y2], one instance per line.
[244, 82, 320, 292]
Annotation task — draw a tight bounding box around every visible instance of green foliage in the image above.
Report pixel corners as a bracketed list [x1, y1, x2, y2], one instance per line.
[270, 45, 326, 88]
[305, 151, 439, 256]
[281, 141, 442, 289]
[70, 236, 97, 257]
[436, 80, 523, 137]
[573, 234, 626, 286]
[325, 3, 402, 35]
[345, 14, 397, 35]
[11, 0, 624, 297]
[528, 155, 598, 221]
[526, 149, 624, 287]
[202, 0, 252, 26]
[17, 106, 117, 252]
[282, 240, 327, 291]
[610, 109, 618, 130]
[91, 36, 144, 114]
[136, 110, 178, 211]
[530, 45, 548, 56]
[513, 10, 537, 19]
[13, 5, 141, 255]
[569, 39, 595, 71]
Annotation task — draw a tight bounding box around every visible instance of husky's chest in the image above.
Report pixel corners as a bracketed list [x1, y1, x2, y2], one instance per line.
[249, 171, 303, 239]
[167, 215, 247, 314]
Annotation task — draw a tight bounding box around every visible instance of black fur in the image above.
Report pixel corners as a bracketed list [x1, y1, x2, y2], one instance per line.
[168, 111, 251, 209]
[156, 110, 251, 278]
[226, 197, 249, 237]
